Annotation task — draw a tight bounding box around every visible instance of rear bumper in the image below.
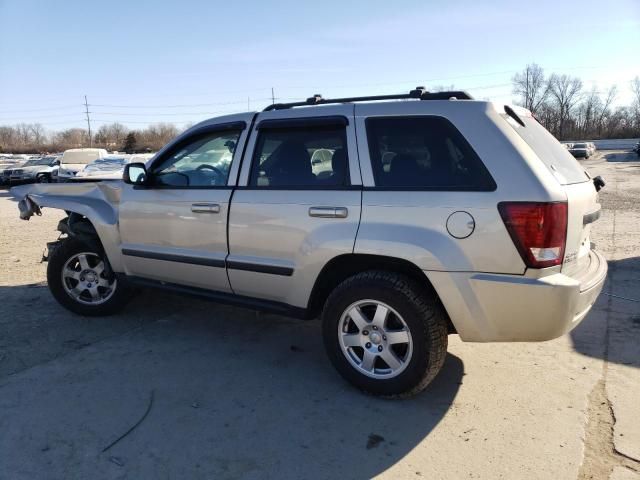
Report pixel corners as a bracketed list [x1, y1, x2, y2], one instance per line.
[427, 249, 608, 342]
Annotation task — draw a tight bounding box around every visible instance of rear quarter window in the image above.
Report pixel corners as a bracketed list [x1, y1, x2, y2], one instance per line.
[365, 116, 496, 191]
[502, 113, 588, 185]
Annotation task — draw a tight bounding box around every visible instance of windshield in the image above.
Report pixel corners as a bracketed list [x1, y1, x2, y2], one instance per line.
[88, 158, 127, 168]
[502, 112, 588, 185]
[573, 143, 587, 148]
[61, 151, 102, 164]
[24, 158, 53, 166]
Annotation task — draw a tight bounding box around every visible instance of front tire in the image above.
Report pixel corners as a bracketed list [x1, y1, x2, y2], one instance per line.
[36, 174, 50, 183]
[322, 271, 448, 397]
[47, 238, 131, 316]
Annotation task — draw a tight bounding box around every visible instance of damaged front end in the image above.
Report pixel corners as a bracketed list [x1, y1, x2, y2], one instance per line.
[11, 182, 126, 272]
[18, 195, 42, 220]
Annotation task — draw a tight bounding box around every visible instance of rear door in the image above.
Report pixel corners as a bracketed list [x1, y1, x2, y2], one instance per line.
[228, 105, 361, 308]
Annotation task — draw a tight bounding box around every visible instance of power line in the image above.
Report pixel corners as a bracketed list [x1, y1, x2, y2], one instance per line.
[92, 119, 198, 125]
[88, 98, 272, 109]
[0, 112, 85, 120]
[0, 104, 82, 114]
[88, 109, 241, 117]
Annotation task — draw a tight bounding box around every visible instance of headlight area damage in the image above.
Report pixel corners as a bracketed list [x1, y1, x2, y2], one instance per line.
[12, 182, 126, 272]
[18, 195, 42, 220]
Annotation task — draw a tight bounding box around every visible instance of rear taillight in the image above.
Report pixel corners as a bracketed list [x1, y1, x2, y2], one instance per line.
[498, 202, 568, 268]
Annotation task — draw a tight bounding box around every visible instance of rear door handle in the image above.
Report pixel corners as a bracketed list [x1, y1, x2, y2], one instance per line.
[191, 203, 221, 213]
[308, 206, 348, 218]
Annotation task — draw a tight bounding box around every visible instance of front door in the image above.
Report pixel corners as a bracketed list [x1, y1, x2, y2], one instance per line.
[227, 105, 362, 308]
[119, 121, 248, 292]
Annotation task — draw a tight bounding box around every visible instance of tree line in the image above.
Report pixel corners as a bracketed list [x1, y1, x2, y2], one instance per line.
[0, 122, 182, 154]
[512, 64, 640, 140]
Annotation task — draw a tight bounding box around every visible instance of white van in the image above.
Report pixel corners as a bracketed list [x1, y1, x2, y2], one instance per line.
[57, 148, 108, 182]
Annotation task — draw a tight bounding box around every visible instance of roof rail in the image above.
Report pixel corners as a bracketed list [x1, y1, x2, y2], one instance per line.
[263, 87, 473, 111]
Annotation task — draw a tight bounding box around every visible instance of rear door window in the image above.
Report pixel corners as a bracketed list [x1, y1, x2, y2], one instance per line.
[365, 116, 495, 190]
[249, 125, 349, 188]
[502, 113, 588, 185]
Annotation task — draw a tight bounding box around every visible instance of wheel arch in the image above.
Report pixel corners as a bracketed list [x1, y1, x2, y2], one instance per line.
[12, 183, 125, 271]
[307, 253, 456, 333]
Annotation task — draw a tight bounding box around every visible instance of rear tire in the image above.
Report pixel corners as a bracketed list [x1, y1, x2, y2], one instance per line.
[47, 238, 131, 316]
[322, 270, 448, 397]
[36, 174, 50, 183]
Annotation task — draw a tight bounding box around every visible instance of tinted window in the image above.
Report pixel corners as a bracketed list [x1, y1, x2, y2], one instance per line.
[366, 116, 495, 190]
[151, 130, 240, 187]
[249, 126, 349, 188]
[503, 114, 588, 185]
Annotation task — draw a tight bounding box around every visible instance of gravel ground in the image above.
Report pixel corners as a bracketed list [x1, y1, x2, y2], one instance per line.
[0, 151, 638, 479]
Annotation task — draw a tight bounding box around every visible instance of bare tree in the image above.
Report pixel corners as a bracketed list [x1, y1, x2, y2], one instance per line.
[596, 86, 617, 136]
[512, 64, 549, 115]
[632, 76, 640, 106]
[0, 126, 18, 151]
[14, 123, 33, 148]
[94, 122, 129, 149]
[54, 128, 88, 149]
[137, 123, 179, 150]
[631, 77, 640, 130]
[547, 74, 583, 139]
[28, 123, 47, 147]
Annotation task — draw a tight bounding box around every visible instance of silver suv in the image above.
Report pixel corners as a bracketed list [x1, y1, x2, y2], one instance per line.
[15, 89, 607, 396]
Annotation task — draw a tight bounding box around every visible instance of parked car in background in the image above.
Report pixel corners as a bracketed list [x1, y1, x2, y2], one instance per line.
[73, 156, 130, 181]
[128, 153, 156, 166]
[14, 89, 607, 396]
[569, 142, 590, 159]
[72, 153, 156, 181]
[57, 148, 108, 182]
[1, 156, 25, 185]
[3, 155, 60, 184]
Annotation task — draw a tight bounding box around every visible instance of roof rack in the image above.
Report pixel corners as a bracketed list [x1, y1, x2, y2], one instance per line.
[263, 87, 473, 111]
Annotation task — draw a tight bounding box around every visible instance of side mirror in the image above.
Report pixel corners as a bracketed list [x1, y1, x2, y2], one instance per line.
[593, 175, 605, 192]
[123, 163, 148, 185]
[53, 160, 60, 166]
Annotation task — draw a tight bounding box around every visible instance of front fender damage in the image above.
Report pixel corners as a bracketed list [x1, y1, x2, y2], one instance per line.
[18, 195, 42, 220]
[11, 182, 125, 272]
[12, 182, 121, 225]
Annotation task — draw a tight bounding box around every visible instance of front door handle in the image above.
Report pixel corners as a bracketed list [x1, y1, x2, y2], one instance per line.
[308, 206, 348, 218]
[191, 203, 221, 214]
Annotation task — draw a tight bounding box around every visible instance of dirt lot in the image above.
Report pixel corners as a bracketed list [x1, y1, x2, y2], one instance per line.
[1, 151, 639, 480]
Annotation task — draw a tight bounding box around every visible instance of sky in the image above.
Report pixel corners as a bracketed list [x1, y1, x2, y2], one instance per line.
[0, 0, 639, 131]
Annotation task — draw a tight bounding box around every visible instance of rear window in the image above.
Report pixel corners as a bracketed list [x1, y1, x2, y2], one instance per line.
[365, 116, 495, 190]
[503, 113, 588, 185]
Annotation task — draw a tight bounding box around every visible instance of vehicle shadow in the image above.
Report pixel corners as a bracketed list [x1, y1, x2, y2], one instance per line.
[604, 152, 640, 163]
[571, 256, 640, 369]
[0, 186, 18, 200]
[0, 284, 463, 479]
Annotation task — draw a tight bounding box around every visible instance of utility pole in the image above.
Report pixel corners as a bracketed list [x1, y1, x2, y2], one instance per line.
[271, 87, 275, 105]
[84, 95, 92, 147]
